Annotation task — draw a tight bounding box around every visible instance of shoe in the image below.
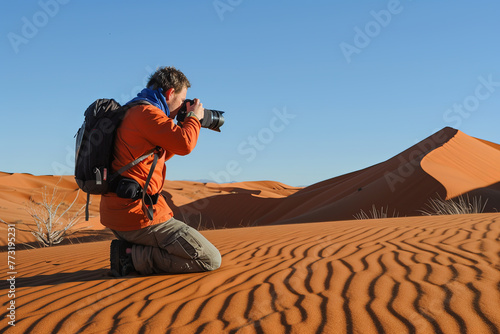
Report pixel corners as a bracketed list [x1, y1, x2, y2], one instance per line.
[110, 239, 135, 277]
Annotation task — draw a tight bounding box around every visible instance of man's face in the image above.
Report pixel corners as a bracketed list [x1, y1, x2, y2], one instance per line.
[166, 86, 187, 118]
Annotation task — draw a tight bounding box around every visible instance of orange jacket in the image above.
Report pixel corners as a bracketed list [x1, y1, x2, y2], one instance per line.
[100, 104, 201, 231]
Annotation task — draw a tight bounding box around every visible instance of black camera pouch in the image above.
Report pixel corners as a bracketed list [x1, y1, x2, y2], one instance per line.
[115, 178, 142, 200]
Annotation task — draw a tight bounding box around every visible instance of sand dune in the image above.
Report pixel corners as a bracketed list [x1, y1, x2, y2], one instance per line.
[1, 126, 500, 333]
[163, 180, 301, 229]
[257, 127, 500, 225]
[170, 127, 500, 227]
[0, 174, 300, 247]
[2, 213, 499, 333]
[1, 126, 500, 244]
[421, 130, 500, 199]
[0, 173, 104, 247]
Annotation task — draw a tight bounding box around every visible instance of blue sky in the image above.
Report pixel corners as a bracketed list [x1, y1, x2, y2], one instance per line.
[1, 0, 499, 187]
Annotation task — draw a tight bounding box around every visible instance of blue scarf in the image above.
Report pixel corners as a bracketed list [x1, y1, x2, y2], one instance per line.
[127, 87, 170, 116]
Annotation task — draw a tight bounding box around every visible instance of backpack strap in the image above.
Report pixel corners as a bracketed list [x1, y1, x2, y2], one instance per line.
[141, 151, 160, 221]
[108, 100, 156, 184]
[110, 99, 160, 221]
[109, 148, 157, 182]
[85, 193, 90, 221]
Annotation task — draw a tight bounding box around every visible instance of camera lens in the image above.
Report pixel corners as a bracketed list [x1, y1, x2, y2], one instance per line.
[203, 109, 225, 132]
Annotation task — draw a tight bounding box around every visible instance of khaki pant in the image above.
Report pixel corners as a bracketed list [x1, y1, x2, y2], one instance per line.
[112, 217, 221, 275]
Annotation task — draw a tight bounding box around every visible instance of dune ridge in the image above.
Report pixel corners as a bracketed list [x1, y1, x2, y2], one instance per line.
[421, 130, 500, 199]
[2, 127, 500, 246]
[1, 126, 500, 333]
[0, 173, 301, 246]
[167, 127, 500, 228]
[2, 213, 499, 333]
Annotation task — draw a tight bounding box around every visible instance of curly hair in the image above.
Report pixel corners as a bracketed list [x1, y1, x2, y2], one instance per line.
[147, 66, 191, 93]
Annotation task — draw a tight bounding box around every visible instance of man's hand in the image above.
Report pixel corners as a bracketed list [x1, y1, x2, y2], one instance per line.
[186, 98, 204, 120]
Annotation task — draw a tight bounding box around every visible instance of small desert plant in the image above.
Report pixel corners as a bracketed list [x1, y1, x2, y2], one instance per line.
[354, 205, 400, 220]
[21, 184, 87, 247]
[420, 194, 488, 216]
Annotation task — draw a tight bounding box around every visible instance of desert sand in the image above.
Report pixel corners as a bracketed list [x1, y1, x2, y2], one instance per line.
[1, 127, 500, 333]
[166, 127, 500, 228]
[2, 214, 500, 333]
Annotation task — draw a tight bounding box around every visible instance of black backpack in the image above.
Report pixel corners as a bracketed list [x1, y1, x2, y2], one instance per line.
[75, 99, 159, 220]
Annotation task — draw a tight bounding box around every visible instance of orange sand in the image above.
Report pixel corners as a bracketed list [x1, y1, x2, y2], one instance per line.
[1, 127, 499, 244]
[1, 214, 499, 333]
[421, 130, 500, 199]
[1, 127, 500, 332]
[165, 127, 500, 227]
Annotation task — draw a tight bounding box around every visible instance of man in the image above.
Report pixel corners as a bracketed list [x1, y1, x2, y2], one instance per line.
[100, 66, 221, 277]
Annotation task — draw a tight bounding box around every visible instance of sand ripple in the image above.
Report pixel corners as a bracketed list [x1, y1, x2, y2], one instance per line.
[1, 214, 499, 333]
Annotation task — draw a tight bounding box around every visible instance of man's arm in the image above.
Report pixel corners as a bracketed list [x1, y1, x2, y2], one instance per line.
[134, 105, 201, 156]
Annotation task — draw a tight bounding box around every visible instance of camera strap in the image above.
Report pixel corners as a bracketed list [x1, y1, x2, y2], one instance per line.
[141, 149, 160, 221]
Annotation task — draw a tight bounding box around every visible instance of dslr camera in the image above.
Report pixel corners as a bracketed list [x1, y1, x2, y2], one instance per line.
[176, 99, 225, 132]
